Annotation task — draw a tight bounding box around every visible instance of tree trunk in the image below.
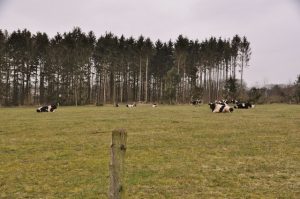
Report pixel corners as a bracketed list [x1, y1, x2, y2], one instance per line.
[176, 56, 181, 103]
[12, 64, 18, 106]
[39, 62, 45, 105]
[113, 72, 116, 105]
[120, 72, 123, 103]
[25, 69, 31, 105]
[126, 63, 130, 103]
[183, 67, 186, 103]
[160, 79, 163, 103]
[87, 65, 91, 104]
[138, 56, 142, 102]
[5, 63, 10, 105]
[240, 57, 244, 92]
[144, 56, 148, 102]
[103, 71, 107, 104]
[208, 68, 212, 102]
[74, 77, 78, 107]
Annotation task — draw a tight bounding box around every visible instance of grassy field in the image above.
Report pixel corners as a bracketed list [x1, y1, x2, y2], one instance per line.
[0, 104, 299, 198]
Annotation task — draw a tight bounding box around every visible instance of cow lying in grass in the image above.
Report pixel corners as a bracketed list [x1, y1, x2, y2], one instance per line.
[191, 99, 201, 105]
[233, 101, 255, 109]
[126, 103, 136, 108]
[36, 103, 58, 112]
[209, 102, 233, 113]
[152, 103, 158, 108]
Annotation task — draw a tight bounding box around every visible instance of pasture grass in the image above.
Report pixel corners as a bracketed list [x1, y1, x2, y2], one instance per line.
[0, 104, 299, 198]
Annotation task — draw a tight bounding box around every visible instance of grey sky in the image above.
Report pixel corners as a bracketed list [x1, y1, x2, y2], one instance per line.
[0, 0, 299, 87]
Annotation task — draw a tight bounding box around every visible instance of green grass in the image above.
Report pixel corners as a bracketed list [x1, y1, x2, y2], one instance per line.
[0, 104, 299, 198]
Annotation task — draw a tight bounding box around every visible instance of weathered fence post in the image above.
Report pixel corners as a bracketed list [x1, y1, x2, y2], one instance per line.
[109, 129, 127, 199]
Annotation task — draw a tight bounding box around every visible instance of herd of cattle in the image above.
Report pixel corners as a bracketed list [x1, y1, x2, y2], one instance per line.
[36, 100, 254, 113]
[208, 100, 255, 113]
[190, 98, 255, 113]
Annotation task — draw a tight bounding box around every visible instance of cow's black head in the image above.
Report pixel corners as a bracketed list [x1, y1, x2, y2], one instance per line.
[245, 102, 254, 108]
[208, 103, 216, 112]
[49, 104, 58, 112]
[231, 99, 239, 104]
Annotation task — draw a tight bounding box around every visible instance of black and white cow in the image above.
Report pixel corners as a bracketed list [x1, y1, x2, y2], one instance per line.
[152, 103, 158, 108]
[209, 102, 234, 113]
[191, 99, 202, 105]
[234, 101, 255, 109]
[36, 103, 58, 112]
[126, 103, 136, 108]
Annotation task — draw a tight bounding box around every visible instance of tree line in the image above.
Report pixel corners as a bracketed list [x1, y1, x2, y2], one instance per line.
[0, 27, 251, 106]
[248, 75, 300, 104]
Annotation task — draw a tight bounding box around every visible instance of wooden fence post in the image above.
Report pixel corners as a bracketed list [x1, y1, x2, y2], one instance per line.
[109, 129, 127, 199]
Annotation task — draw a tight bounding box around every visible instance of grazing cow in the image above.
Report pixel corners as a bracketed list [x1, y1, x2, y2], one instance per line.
[191, 99, 201, 105]
[234, 101, 255, 109]
[126, 103, 136, 108]
[152, 103, 158, 108]
[115, 103, 119, 107]
[209, 102, 233, 113]
[36, 103, 58, 112]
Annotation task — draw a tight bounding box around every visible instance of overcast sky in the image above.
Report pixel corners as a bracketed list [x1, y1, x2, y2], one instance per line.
[0, 0, 299, 87]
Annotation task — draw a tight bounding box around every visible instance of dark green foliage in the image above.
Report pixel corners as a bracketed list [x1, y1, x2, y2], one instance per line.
[294, 74, 300, 103]
[248, 87, 262, 103]
[164, 67, 180, 103]
[249, 80, 300, 104]
[224, 77, 239, 99]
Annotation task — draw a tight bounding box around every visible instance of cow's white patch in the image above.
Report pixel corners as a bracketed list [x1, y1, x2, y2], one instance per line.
[212, 103, 233, 113]
[212, 104, 222, 113]
[126, 104, 136, 108]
